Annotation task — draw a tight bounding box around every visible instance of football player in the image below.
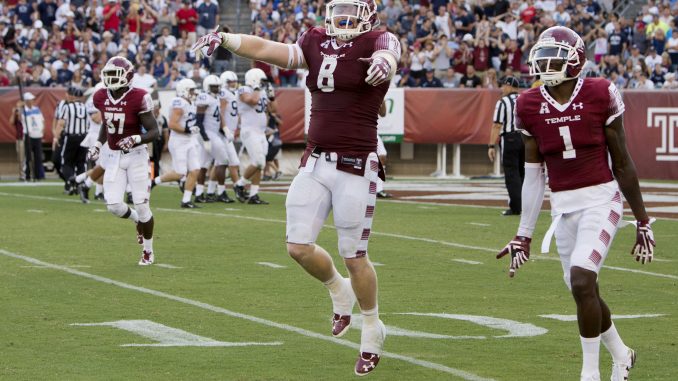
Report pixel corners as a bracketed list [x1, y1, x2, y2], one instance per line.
[496, 26, 655, 381]
[233, 68, 270, 205]
[88, 56, 159, 265]
[151, 78, 207, 208]
[192, 0, 400, 374]
[194, 75, 236, 203]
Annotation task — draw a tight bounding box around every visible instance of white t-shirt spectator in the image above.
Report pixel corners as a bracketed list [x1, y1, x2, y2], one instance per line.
[496, 20, 518, 40]
[55, 3, 71, 27]
[645, 54, 662, 72]
[5, 58, 19, 75]
[164, 35, 177, 50]
[594, 36, 608, 56]
[434, 13, 451, 39]
[410, 51, 425, 72]
[131, 73, 158, 91]
[553, 10, 571, 26]
[535, 0, 556, 12]
[666, 35, 678, 53]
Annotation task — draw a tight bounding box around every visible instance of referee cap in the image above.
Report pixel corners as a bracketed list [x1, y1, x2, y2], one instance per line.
[501, 76, 520, 88]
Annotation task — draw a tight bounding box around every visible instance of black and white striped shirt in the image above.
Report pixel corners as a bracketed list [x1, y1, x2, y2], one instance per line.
[493, 93, 518, 135]
[57, 101, 89, 136]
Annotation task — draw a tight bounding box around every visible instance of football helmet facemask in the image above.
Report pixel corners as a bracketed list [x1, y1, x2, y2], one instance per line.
[101, 56, 134, 91]
[176, 78, 198, 101]
[203, 74, 222, 94]
[528, 26, 586, 87]
[325, 0, 379, 41]
[245, 68, 267, 89]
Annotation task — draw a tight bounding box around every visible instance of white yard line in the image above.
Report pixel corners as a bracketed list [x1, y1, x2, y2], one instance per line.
[155, 263, 181, 269]
[256, 262, 287, 269]
[1, 192, 675, 280]
[452, 259, 483, 265]
[0, 248, 494, 381]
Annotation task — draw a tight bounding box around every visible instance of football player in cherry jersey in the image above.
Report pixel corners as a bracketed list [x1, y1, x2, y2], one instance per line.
[192, 0, 400, 374]
[496, 27, 655, 381]
[88, 56, 159, 266]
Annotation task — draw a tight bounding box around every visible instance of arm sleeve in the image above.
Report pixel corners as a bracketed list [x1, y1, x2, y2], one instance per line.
[516, 162, 546, 238]
[140, 92, 154, 114]
[606, 81, 625, 126]
[291, 28, 310, 69]
[374, 32, 401, 62]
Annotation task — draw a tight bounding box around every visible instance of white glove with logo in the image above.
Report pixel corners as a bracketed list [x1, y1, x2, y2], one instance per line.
[496, 236, 532, 278]
[632, 219, 656, 264]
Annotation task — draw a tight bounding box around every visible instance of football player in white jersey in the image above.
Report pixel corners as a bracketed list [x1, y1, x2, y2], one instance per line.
[233, 68, 271, 204]
[216, 71, 245, 200]
[151, 78, 207, 208]
[74, 82, 107, 203]
[194, 74, 237, 203]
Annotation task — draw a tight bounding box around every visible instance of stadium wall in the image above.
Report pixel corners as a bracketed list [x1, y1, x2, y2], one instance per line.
[1, 88, 677, 180]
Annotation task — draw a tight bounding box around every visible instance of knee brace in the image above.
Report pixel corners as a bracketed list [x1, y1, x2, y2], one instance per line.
[136, 202, 153, 223]
[107, 203, 129, 218]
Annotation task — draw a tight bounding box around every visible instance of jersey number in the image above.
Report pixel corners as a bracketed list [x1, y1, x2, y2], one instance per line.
[185, 112, 196, 128]
[317, 56, 337, 93]
[255, 98, 267, 113]
[213, 106, 221, 122]
[558, 126, 576, 159]
[105, 112, 126, 135]
[230, 100, 238, 117]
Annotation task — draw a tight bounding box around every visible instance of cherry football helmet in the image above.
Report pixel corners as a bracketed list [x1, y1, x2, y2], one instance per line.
[325, 0, 379, 41]
[101, 56, 134, 90]
[528, 26, 586, 87]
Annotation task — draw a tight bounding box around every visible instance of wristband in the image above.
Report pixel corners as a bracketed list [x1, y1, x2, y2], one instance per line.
[488, 145, 495, 149]
[220, 32, 242, 51]
[132, 135, 142, 144]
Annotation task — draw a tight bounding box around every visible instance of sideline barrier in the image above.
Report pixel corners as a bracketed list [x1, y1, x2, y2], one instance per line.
[1, 87, 677, 179]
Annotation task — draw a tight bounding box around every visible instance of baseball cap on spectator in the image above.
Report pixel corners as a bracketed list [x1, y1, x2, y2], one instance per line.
[24, 92, 36, 101]
[501, 76, 520, 88]
[462, 34, 474, 43]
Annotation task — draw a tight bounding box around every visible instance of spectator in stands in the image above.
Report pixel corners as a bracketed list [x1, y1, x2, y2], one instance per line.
[473, 38, 490, 75]
[167, 66, 183, 89]
[409, 42, 425, 81]
[646, 13, 669, 40]
[553, 4, 571, 26]
[131, 64, 157, 91]
[483, 67, 499, 89]
[609, 70, 626, 89]
[420, 68, 443, 88]
[644, 46, 662, 74]
[398, 68, 418, 87]
[384, 1, 403, 29]
[176, 0, 198, 45]
[196, 0, 219, 37]
[151, 51, 170, 87]
[103, 0, 121, 35]
[649, 62, 667, 87]
[459, 64, 482, 88]
[431, 34, 452, 78]
[453, 35, 474, 73]
[650, 28, 666, 55]
[441, 67, 460, 88]
[662, 72, 678, 89]
[38, 0, 58, 29]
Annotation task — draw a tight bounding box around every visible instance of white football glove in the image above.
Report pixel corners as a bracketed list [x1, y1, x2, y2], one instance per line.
[358, 56, 392, 86]
[116, 136, 136, 151]
[220, 127, 234, 142]
[87, 144, 100, 161]
[185, 126, 200, 135]
[203, 140, 212, 153]
[191, 32, 225, 60]
[496, 236, 531, 278]
[632, 219, 656, 264]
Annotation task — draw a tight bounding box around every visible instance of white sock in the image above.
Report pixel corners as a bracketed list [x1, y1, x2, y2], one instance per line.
[601, 323, 629, 363]
[182, 190, 192, 203]
[376, 177, 384, 193]
[95, 183, 103, 195]
[154, 177, 163, 185]
[361, 306, 379, 325]
[143, 237, 153, 253]
[324, 272, 354, 315]
[195, 184, 204, 196]
[580, 336, 601, 379]
[75, 172, 87, 183]
[250, 185, 259, 196]
[236, 178, 246, 186]
[207, 180, 217, 194]
[217, 184, 225, 194]
[84, 177, 95, 188]
[128, 208, 139, 223]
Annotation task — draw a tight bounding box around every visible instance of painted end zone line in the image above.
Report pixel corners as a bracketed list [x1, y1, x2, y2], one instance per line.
[0, 248, 493, 381]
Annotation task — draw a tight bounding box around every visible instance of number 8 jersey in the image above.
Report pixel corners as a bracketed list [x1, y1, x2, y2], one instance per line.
[92, 87, 154, 150]
[297, 27, 400, 154]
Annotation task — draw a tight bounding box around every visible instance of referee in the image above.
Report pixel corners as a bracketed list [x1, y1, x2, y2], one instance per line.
[55, 87, 89, 194]
[488, 76, 524, 216]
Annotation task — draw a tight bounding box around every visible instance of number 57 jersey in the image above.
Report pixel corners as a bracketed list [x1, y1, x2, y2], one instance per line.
[92, 87, 154, 150]
[297, 27, 400, 154]
[516, 77, 625, 193]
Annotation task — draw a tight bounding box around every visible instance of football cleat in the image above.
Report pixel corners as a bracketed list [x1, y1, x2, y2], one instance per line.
[136, 222, 144, 245]
[217, 191, 235, 203]
[178, 179, 185, 193]
[501, 209, 521, 216]
[355, 352, 381, 377]
[205, 193, 217, 202]
[150, 180, 157, 190]
[126, 192, 133, 204]
[94, 193, 105, 201]
[233, 184, 247, 203]
[77, 183, 90, 204]
[138, 250, 154, 266]
[332, 314, 352, 338]
[194, 193, 208, 203]
[181, 201, 200, 208]
[376, 191, 392, 198]
[247, 194, 269, 204]
[611, 348, 635, 381]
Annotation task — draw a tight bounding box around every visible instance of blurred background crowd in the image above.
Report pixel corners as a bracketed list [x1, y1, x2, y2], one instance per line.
[1, 0, 678, 91]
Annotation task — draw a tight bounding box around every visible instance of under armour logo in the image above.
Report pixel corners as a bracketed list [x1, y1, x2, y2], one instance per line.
[320, 40, 330, 49]
[539, 102, 550, 114]
[104, 99, 110, 105]
[572, 102, 584, 110]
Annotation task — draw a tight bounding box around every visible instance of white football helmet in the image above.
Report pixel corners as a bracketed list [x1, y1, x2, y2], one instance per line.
[325, 0, 379, 41]
[176, 78, 197, 101]
[245, 68, 267, 89]
[203, 74, 221, 94]
[220, 71, 239, 90]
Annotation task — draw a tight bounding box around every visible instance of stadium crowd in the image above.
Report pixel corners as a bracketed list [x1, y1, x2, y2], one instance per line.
[1, 0, 678, 90]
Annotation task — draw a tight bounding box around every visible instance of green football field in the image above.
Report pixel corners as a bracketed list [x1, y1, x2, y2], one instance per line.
[1, 182, 676, 381]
